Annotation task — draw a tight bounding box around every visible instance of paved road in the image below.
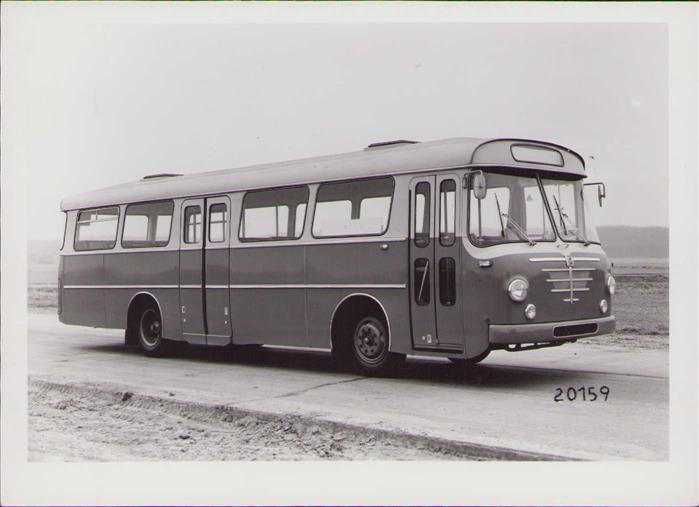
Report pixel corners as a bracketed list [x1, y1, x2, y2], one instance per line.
[28, 313, 668, 460]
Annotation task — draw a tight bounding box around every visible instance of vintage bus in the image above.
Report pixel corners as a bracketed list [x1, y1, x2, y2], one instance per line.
[58, 137, 616, 375]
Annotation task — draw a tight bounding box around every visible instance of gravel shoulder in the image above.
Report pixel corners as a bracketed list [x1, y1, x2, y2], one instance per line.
[29, 379, 563, 461]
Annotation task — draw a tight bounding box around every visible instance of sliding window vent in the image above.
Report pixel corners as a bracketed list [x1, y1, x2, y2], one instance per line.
[364, 139, 420, 150]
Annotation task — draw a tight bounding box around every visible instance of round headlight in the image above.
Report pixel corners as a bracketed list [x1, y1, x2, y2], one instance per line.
[507, 277, 529, 302]
[600, 299, 608, 314]
[525, 304, 536, 320]
[606, 274, 616, 295]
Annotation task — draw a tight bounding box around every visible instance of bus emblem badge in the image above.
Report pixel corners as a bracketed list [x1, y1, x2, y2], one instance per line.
[564, 255, 574, 268]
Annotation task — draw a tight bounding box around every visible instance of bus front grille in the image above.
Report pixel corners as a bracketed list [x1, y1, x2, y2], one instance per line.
[530, 255, 600, 304]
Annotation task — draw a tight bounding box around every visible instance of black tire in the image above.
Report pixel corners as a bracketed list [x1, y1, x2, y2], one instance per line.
[136, 302, 170, 357]
[124, 326, 139, 347]
[350, 315, 404, 376]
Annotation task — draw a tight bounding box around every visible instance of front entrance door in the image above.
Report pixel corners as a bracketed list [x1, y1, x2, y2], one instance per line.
[409, 175, 464, 351]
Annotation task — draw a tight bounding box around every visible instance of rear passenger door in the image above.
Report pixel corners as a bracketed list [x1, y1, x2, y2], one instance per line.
[179, 199, 206, 344]
[204, 196, 232, 345]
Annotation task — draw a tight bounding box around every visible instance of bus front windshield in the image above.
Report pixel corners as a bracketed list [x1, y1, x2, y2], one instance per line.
[468, 171, 600, 247]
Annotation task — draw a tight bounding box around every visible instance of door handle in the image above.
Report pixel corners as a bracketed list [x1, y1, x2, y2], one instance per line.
[380, 243, 389, 251]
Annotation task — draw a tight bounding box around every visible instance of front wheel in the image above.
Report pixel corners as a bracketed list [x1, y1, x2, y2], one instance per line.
[351, 316, 404, 376]
[137, 303, 170, 357]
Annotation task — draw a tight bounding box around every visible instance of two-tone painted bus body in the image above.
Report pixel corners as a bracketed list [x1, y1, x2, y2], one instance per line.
[58, 137, 616, 374]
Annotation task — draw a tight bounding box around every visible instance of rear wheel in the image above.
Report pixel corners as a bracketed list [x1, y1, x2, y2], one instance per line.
[137, 303, 170, 357]
[351, 316, 404, 376]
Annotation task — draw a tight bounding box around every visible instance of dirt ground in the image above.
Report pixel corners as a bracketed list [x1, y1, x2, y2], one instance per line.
[28, 380, 552, 461]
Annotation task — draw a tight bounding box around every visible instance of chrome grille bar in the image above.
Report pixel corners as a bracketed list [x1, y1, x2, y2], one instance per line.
[541, 268, 594, 272]
[534, 255, 600, 304]
[530, 257, 600, 263]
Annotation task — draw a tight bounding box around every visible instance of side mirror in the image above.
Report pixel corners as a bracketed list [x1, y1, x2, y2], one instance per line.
[471, 171, 487, 200]
[584, 182, 606, 207]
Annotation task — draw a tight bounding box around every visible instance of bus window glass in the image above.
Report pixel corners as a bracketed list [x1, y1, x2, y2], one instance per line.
[155, 215, 172, 242]
[581, 185, 602, 244]
[469, 187, 511, 240]
[542, 181, 584, 242]
[294, 203, 307, 238]
[61, 213, 68, 250]
[123, 215, 148, 240]
[242, 206, 276, 239]
[74, 207, 119, 251]
[184, 205, 202, 244]
[313, 177, 394, 237]
[360, 197, 391, 232]
[276, 205, 290, 238]
[313, 201, 352, 236]
[542, 178, 600, 244]
[240, 186, 309, 241]
[122, 201, 174, 248]
[208, 203, 227, 243]
[414, 183, 430, 236]
[468, 171, 556, 247]
[439, 179, 456, 246]
[524, 185, 555, 240]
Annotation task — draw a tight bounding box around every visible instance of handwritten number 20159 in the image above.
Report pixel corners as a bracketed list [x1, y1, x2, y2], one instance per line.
[554, 386, 610, 402]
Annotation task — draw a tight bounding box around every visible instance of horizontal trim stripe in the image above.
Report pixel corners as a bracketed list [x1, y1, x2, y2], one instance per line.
[63, 284, 178, 289]
[541, 267, 597, 273]
[60, 237, 408, 255]
[63, 283, 405, 290]
[227, 283, 406, 289]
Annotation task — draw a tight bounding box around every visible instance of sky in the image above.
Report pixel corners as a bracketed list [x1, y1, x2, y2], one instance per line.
[2, 13, 668, 240]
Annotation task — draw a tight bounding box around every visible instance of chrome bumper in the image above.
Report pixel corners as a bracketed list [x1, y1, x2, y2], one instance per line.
[489, 316, 616, 345]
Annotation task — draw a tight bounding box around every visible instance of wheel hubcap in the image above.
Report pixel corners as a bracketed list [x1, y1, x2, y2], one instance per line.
[140, 309, 161, 347]
[355, 321, 385, 360]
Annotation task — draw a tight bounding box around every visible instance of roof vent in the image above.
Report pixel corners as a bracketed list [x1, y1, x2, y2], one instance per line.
[141, 173, 183, 181]
[365, 139, 420, 150]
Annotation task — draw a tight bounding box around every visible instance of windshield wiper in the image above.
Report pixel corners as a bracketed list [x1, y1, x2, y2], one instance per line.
[494, 193, 506, 237]
[552, 194, 589, 244]
[551, 195, 570, 236]
[501, 212, 536, 246]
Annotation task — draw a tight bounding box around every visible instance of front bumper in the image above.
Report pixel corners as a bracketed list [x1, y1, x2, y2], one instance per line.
[489, 315, 616, 345]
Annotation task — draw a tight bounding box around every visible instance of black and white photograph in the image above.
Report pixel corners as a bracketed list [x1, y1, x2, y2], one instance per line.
[1, 2, 697, 505]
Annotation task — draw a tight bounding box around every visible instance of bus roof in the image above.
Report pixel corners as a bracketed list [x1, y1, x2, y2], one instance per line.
[60, 137, 586, 211]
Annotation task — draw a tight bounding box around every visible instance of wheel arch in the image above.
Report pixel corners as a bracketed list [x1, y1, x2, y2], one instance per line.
[329, 293, 392, 352]
[126, 291, 163, 331]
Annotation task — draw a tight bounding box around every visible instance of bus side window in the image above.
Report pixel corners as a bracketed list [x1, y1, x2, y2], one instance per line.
[239, 186, 309, 241]
[208, 203, 227, 243]
[312, 177, 394, 238]
[74, 207, 119, 251]
[414, 182, 430, 247]
[122, 200, 174, 248]
[184, 205, 202, 244]
[439, 179, 456, 246]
